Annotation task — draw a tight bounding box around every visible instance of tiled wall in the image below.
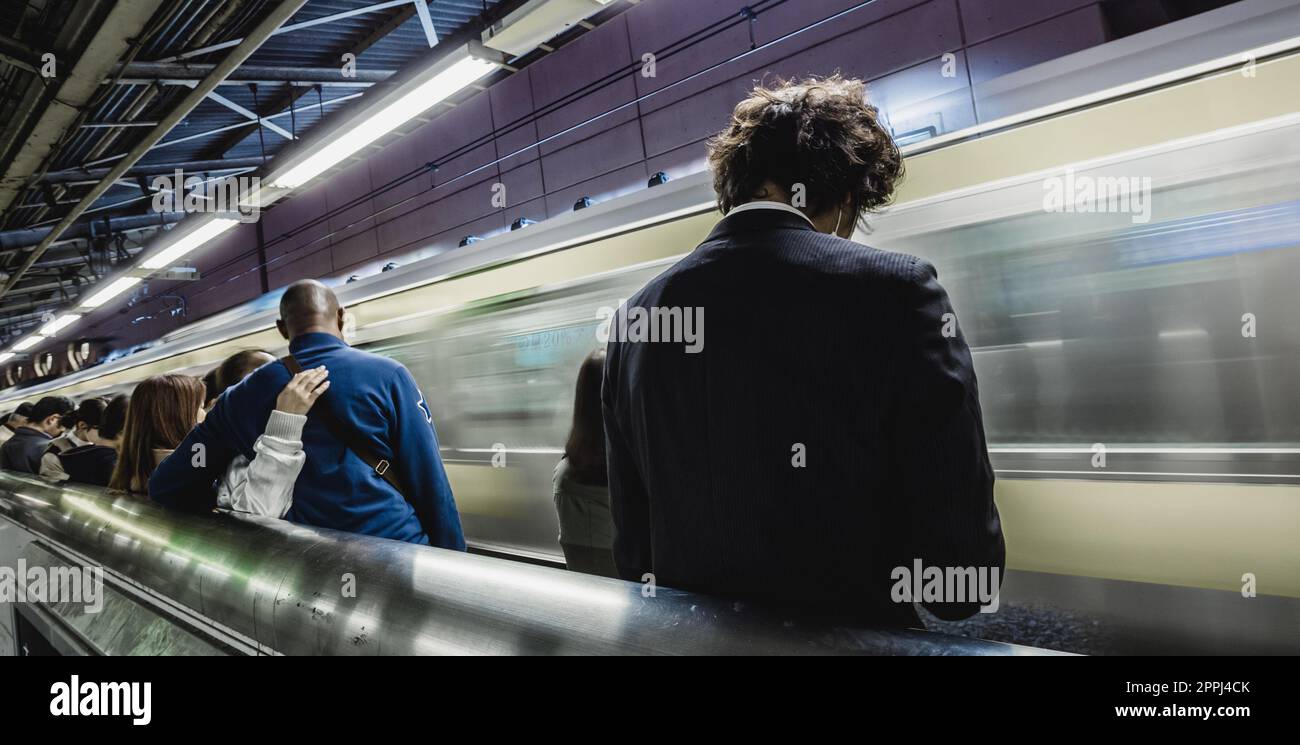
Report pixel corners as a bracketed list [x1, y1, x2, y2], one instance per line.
[75, 0, 1117, 355]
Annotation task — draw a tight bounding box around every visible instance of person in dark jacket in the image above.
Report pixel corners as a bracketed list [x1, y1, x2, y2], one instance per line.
[0, 402, 34, 446]
[59, 394, 129, 487]
[0, 396, 74, 473]
[40, 397, 107, 482]
[149, 279, 465, 549]
[602, 76, 1004, 626]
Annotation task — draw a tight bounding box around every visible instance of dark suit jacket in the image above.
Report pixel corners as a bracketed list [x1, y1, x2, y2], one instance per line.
[0, 426, 53, 475]
[602, 207, 1005, 626]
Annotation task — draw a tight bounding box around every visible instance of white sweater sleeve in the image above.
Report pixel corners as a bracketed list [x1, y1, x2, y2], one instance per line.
[218, 410, 306, 518]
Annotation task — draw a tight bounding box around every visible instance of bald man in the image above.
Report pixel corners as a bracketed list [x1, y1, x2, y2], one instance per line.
[149, 279, 465, 549]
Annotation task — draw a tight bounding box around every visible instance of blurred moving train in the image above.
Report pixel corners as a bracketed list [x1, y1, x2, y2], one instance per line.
[3, 22, 1299, 653]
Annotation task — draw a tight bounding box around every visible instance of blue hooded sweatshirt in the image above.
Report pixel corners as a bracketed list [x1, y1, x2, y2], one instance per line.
[149, 332, 465, 549]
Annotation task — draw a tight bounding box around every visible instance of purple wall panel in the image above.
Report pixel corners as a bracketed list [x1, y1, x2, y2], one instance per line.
[543, 161, 649, 217]
[425, 170, 510, 238]
[266, 246, 333, 291]
[530, 16, 640, 156]
[368, 136, 433, 213]
[490, 69, 542, 171]
[781, 0, 961, 82]
[499, 159, 546, 214]
[432, 141, 499, 193]
[186, 253, 262, 322]
[754, 0, 951, 77]
[324, 163, 377, 245]
[539, 119, 646, 193]
[329, 224, 380, 270]
[626, 0, 753, 115]
[638, 75, 751, 160]
[262, 186, 331, 262]
[958, 0, 1101, 45]
[966, 4, 1109, 84]
[373, 196, 439, 257]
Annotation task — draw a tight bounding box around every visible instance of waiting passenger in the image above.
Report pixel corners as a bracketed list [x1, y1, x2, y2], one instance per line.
[149, 279, 465, 549]
[40, 397, 108, 482]
[0, 402, 32, 445]
[109, 375, 205, 495]
[59, 394, 129, 487]
[602, 76, 1004, 625]
[1, 396, 75, 474]
[553, 350, 618, 578]
[209, 349, 328, 517]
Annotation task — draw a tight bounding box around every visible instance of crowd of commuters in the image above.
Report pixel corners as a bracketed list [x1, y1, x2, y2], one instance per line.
[0, 77, 1004, 626]
[0, 279, 465, 551]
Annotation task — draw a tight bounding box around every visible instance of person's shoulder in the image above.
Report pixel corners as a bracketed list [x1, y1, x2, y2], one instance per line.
[800, 233, 930, 284]
[238, 355, 292, 393]
[338, 344, 404, 372]
[339, 346, 417, 396]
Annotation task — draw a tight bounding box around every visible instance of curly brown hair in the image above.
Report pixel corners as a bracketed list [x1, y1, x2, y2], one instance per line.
[707, 74, 903, 224]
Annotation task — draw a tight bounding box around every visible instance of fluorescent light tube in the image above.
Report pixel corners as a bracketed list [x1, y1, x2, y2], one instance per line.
[141, 217, 239, 270]
[39, 314, 81, 337]
[12, 336, 45, 352]
[80, 276, 142, 309]
[271, 53, 496, 188]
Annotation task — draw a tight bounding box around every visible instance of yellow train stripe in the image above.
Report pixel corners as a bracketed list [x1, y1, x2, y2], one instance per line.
[998, 478, 1300, 597]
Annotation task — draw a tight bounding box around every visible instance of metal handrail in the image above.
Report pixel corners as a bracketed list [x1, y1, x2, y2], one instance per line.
[0, 472, 1059, 655]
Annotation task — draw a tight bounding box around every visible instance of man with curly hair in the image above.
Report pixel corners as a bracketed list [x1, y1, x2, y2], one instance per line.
[601, 76, 1004, 626]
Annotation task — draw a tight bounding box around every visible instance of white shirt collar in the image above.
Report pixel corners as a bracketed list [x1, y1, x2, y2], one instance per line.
[727, 200, 816, 228]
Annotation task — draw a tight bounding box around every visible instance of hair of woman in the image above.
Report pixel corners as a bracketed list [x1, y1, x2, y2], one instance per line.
[563, 349, 608, 485]
[110, 375, 205, 493]
[211, 349, 275, 402]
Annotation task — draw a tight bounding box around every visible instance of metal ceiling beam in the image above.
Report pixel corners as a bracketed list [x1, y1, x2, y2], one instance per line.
[0, 0, 310, 301]
[0, 213, 183, 252]
[156, 0, 413, 63]
[0, 1, 167, 221]
[39, 157, 268, 185]
[70, 92, 365, 174]
[113, 77, 377, 88]
[203, 90, 296, 140]
[197, 3, 418, 162]
[0, 32, 42, 74]
[107, 62, 395, 85]
[414, 0, 440, 47]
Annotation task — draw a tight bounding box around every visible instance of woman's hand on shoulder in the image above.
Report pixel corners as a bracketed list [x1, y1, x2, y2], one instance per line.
[276, 366, 329, 415]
